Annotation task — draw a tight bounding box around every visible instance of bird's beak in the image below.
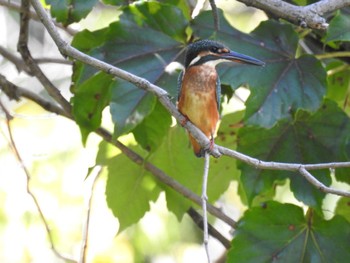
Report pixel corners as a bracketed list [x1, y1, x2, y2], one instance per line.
[221, 51, 265, 66]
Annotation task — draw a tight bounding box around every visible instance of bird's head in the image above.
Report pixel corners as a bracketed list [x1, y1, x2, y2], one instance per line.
[184, 39, 265, 68]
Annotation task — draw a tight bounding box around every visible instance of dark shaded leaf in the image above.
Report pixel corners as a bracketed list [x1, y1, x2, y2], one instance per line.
[192, 12, 327, 127]
[46, 0, 98, 26]
[71, 1, 187, 138]
[227, 202, 350, 263]
[326, 11, 350, 43]
[237, 100, 350, 210]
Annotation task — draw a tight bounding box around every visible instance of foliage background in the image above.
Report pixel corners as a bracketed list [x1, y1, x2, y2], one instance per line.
[0, 0, 350, 262]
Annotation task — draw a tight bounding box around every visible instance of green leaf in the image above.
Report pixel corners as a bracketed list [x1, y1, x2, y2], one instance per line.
[46, 0, 98, 26]
[326, 11, 350, 43]
[237, 100, 350, 210]
[326, 61, 350, 104]
[149, 126, 237, 220]
[110, 83, 156, 137]
[192, 12, 327, 127]
[71, 1, 188, 138]
[99, 141, 161, 232]
[71, 72, 113, 143]
[227, 202, 350, 263]
[216, 110, 245, 149]
[335, 197, 350, 223]
[132, 100, 172, 152]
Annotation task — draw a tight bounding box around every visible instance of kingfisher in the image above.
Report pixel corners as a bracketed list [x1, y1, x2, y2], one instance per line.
[177, 39, 265, 157]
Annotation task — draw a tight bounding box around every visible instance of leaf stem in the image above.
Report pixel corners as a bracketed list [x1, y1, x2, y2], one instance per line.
[315, 51, 350, 60]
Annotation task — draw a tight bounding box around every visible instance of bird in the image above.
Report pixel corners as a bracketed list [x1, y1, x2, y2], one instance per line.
[177, 39, 265, 157]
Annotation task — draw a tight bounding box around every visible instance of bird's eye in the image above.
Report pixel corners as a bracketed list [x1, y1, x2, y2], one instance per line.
[210, 46, 219, 53]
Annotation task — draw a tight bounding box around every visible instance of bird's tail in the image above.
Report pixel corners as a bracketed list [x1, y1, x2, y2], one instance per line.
[188, 133, 205, 157]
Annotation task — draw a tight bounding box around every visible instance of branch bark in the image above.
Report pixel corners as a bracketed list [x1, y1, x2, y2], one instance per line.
[17, 0, 72, 116]
[237, 0, 350, 29]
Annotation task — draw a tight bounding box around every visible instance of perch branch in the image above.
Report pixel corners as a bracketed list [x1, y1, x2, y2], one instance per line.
[29, 0, 350, 198]
[237, 0, 350, 29]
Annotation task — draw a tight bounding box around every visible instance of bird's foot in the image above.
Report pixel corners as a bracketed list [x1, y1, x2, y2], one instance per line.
[180, 115, 189, 126]
[206, 136, 221, 158]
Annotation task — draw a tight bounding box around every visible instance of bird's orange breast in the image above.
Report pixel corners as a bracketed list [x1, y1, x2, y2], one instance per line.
[178, 65, 220, 156]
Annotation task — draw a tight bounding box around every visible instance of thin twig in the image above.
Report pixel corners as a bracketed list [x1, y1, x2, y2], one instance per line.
[187, 208, 231, 249]
[0, 45, 31, 73]
[299, 167, 350, 197]
[28, 0, 350, 199]
[17, 0, 72, 115]
[0, 100, 77, 262]
[209, 0, 220, 31]
[79, 166, 103, 263]
[202, 151, 210, 263]
[0, 73, 70, 117]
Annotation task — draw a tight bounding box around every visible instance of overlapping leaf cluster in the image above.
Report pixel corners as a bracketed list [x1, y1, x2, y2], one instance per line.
[47, 0, 350, 261]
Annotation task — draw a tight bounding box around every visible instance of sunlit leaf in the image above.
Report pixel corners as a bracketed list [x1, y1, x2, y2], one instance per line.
[335, 197, 350, 223]
[192, 12, 326, 127]
[326, 61, 350, 109]
[237, 100, 350, 210]
[227, 202, 350, 263]
[98, 141, 161, 232]
[46, 0, 98, 26]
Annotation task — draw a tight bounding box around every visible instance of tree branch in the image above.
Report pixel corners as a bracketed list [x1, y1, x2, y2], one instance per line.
[17, 0, 72, 116]
[0, 74, 70, 117]
[187, 207, 231, 249]
[237, 0, 350, 29]
[29, 0, 350, 199]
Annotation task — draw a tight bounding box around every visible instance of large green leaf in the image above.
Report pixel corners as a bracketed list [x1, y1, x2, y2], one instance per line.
[326, 11, 350, 43]
[71, 1, 187, 139]
[97, 141, 161, 232]
[149, 125, 238, 220]
[192, 12, 327, 127]
[237, 100, 350, 210]
[46, 0, 98, 26]
[227, 202, 350, 263]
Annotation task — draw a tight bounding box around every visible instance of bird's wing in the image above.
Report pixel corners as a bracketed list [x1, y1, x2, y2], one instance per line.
[177, 70, 184, 102]
[216, 76, 221, 112]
